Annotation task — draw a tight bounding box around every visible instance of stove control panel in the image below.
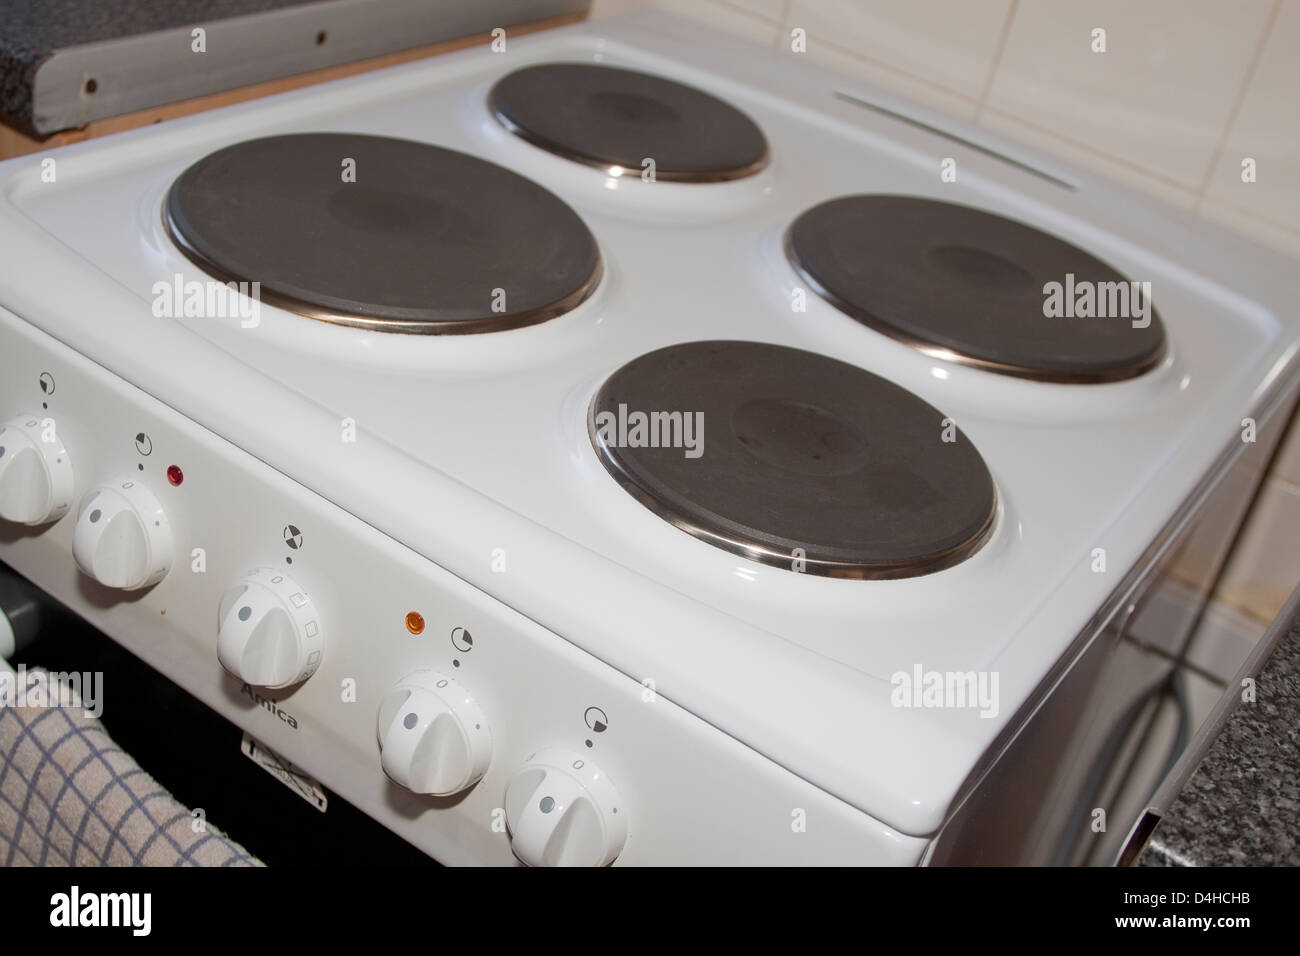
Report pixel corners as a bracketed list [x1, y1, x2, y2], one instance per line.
[71, 477, 174, 590]
[217, 567, 324, 689]
[0, 305, 919, 866]
[0, 415, 74, 526]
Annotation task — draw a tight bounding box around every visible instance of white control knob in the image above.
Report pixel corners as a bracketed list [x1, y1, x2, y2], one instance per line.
[505, 747, 627, 867]
[377, 670, 491, 795]
[71, 478, 173, 589]
[217, 567, 323, 689]
[0, 415, 74, 526]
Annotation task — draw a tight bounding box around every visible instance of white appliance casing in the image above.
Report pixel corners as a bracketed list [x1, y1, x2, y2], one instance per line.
[0, 13, 1297, 863]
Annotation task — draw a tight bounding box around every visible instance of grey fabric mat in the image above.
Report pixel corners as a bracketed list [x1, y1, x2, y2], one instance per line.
[0, 665, 261, 866]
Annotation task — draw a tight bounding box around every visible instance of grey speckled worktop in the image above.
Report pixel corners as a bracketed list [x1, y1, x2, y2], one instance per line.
[1140, 599, 1300, 866]
[0, 0, 322, 131]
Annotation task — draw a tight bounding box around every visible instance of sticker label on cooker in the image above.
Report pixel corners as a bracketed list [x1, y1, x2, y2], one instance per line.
[240, 733, 327, 812]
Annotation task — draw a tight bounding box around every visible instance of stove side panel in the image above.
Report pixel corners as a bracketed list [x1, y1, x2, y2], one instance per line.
[925, 383, 1299, 866]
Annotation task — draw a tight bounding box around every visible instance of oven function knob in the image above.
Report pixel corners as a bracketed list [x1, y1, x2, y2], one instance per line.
[0, 416, 74, 526]
[217, 568, 323, 689]
[505, 747, 627, 867]
[71, 478, 173, 590]
[377, 670, 491, 796]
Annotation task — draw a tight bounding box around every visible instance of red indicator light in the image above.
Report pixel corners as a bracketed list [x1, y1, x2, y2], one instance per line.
[167, 465, 184, 486]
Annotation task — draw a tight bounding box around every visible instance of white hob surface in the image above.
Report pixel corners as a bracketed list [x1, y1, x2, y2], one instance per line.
[1, 13, 1298, 863]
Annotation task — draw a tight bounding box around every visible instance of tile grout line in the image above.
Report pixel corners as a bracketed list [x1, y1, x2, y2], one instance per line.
[705, 0, 786, 47]
[704, 0, 1297, 248]
[975, 0, 1019, 123]
[773, 2, 982, 114]
[1267, 470, 1300, 497]
[1192, 0, 1282, 211]
[795, 31, 983, 114]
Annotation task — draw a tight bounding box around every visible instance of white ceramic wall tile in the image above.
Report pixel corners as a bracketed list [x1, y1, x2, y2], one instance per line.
[789, 32, 980, 123]
[987, 0, 1275, 191]
[1216, 476, 1300, 623]
[1183, 598, 1267, 684]
[978, 107, 1200, 209]
[588, 0, 782, 46]
[1169, 459, 1261, 592]
[587, 0, 643, 18]
[718, 0, 786, 22]
[1197, 198, 1300, 262]
[589, 0, 977, 117]
[1204, 0, 1300, 234]
[783, 0, 1012, 98]
[1272, 409, 1300, 486]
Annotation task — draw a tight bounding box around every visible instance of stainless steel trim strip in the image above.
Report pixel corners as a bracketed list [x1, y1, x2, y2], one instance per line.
[30, 0, 590, 134]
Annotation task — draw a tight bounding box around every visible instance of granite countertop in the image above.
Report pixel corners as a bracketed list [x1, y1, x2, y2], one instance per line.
[1139, 587, 1300, 866]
